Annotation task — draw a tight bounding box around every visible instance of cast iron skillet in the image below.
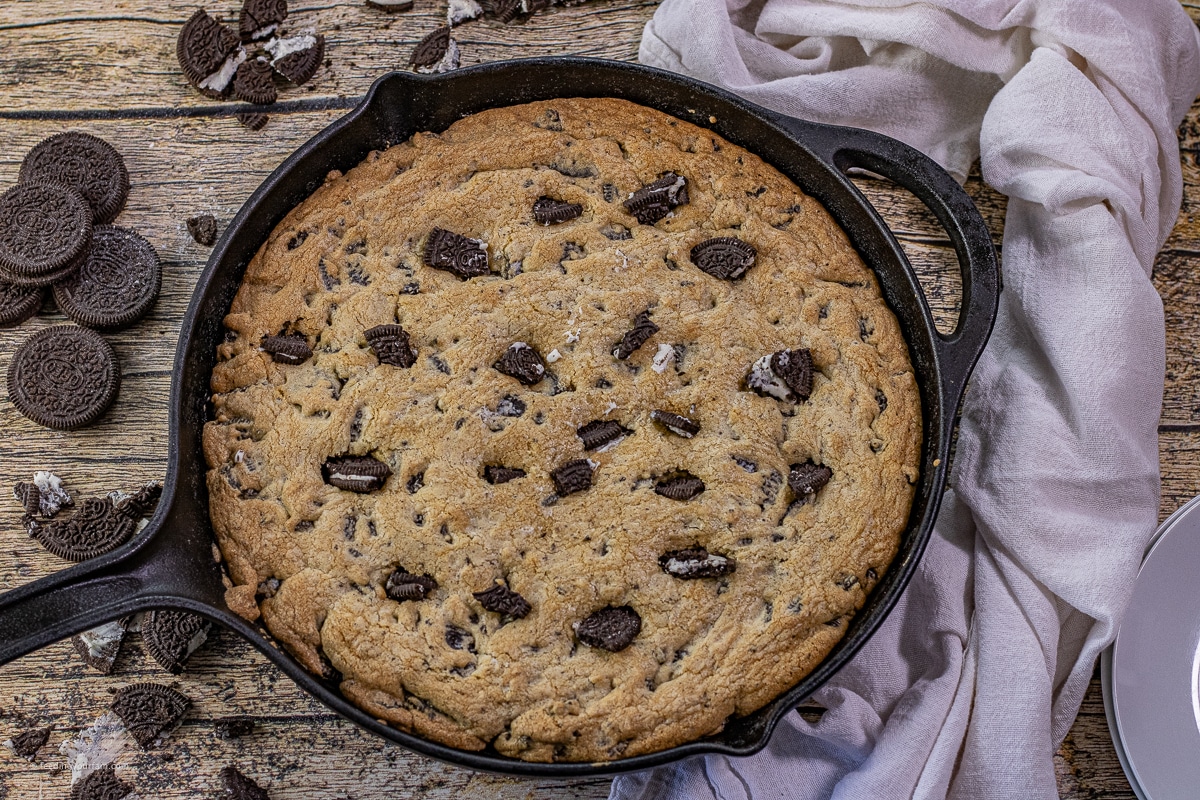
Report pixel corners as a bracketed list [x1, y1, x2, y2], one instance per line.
[0, 58, 998, 776]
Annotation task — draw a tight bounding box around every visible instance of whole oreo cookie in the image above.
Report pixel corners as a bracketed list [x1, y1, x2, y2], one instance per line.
[0, 182, 92, 282]
[53, 226, 161, 330]
[0, 282, 45, 328]
[19, 132, 130, 225]
[7, 325, 120, 429]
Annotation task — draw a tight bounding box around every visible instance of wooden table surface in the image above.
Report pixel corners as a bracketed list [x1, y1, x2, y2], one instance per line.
[1, 1, 1197, 797]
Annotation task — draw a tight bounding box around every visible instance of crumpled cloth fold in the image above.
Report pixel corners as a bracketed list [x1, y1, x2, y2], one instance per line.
[611, 2, 1200, 798]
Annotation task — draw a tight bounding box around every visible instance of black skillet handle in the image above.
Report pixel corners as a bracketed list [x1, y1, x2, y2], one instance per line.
[793, 121, 1001, 409]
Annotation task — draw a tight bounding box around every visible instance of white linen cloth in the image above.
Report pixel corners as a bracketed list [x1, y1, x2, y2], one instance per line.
[611, 2, 1200, 798]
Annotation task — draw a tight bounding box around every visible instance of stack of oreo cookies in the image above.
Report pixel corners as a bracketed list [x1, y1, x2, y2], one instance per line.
[1, 132, 162, 429]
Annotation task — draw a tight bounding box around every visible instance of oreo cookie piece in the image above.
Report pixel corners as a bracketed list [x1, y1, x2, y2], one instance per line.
[659, 547, 735, 579]
[410, 26, 458, 74]
[533, 197, 583, 225]
[7, 325, 120, 430]
[493, 342, 545, 385]
[239, 0, 287, 41]
[14, 481, 40, 516]
[19, 132, 130, 225]
[746, 347, 813, 403]
[30, 497, 136, 561]
[385, 570, 437, 601]
[70, 764, 132, 800]
[624, 172, 688, 225]
[53, 226, 162, 331]
[364, 324, 417, 367]
[690, 237, 756, 280]
[265, 33, 325, 85]
[71, 618, 129, 673]
[650, 409, 699, 438]
[233, 57, 278, 105]
[483, 465, 525, 484]
[424, 228, 489, 279]
[261, 333, 311, 365]
[109, 682, 191, 748]
[0, 282, 44, 328]
[788, 461, 832, 502]
[574, 606, 641, 652]
[3, 726, 51, 761]
[186, 214, 218, 246]
[613, 310, 658, 360]
[473, 583, 531, 619]
[177, 9, 243, 96]
[654, 471, 705, 501]
[322, 454, 391, 492]
[236, 112, 270, 130]
[220, 766, 270, 800]
[0, 182, 92, 282]
[551, 459, 594, 497]
[577, 419, 628, 450]
[142, 610, 211, 674]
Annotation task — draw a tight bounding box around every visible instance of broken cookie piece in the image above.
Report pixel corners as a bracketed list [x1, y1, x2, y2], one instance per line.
[265, 33, 325, 85]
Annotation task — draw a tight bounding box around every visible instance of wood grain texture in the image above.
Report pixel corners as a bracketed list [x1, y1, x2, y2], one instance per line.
[1, 0, 1195, 797]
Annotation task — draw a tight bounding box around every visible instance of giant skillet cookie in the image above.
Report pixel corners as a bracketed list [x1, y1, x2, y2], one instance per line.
[203, 97, 921, 762]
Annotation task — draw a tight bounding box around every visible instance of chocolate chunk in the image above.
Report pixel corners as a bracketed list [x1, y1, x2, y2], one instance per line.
[410, 26, 451, 68]
[0, 282, 44, 328]
[473, 583, 531, 619]
[220, 766, 270, 800]
[624, 172, 688, 225]
[385, 569, 437, 601]
[239, 0, 287, 41]
[110, 683, 191, 748]
[788, 461, 832, 502]
[689, 237, 756, 280]
[14, 481, 40, 516]
[53, 226, 161, 331]
[186, 214, 218, 246]
[233, 57, 278, 105]
[364, 324, 416, 367]
[483, 465, 526, 484]
[4, 726, 51, 761]
[7, 326, 120, 430]
[746, 348, 813, 403]
[551, 459, 594, 496]
[659, 547, 735, 579]
[574, 606, 641, 652]
[322, 455, 392, 493]
[367, 0, 415, 10]
[214, 717, 256, 739]
[176, 9, 242, 92]
[71, 618, 128, 673]
[654, 471, 705, 501]
[266, 34, 325, 85]
[31, 497, 136, 561]
[261, 333, 311, 365]
[424, 228, 489, 279]
[613, 310, 658, 360]
[142, 610, 211, 674]
[0, 182, 91, 284]
[19, 132, 129, 225]
[70, 764, 132, 800]
[236, 111, 270, 130]
[650, 409, 699, 438]
[577, 419, 628, 450]
[533, 197, 583, 225]
[493, 342, 545, 385]
[445, 625, 475, 651]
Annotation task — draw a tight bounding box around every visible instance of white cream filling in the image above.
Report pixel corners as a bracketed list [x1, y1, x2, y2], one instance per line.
[32, 470, 71, 516]
[264, 33, 316, 62]
[546, 348, 562, 363]
[447, 0, 483, 25]
[60, 712, 128, 784]
[746, 354, 793, 400]
[416, 38, 460, 74]
[199, 48, 246, 93]
[665, 553, 729, 576]
[78, 621, 126, 659]
[651, 343, 676, 373]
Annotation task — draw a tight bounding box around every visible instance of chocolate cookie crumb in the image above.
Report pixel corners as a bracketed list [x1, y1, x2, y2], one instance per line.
[261, 333, 311, 365]
[493, 342, 545, 385]
[236, 111, 270, 130]
[322, 455, 392, 493]
[483, 465, 526, 484]
[187, 214, 218, 245]
[654, 471, 705, 501]
[574, 606, 641, 651]
[3, 726, 51, 761]
[385, 570, 438, 601]
[214, 717, 256, 739]
[624, 172, 688, 225]
[788, 461, 832, 502]
[110, 682, 191, 748]
[473, 583, 531, 619]
[533, 197, 583, 225]
[689, 237, 756, 280]
[551, 459, 594, 496]
[220, 765, 270, 800]
[141, 610, 211, 674]
[650, 409, 699, 438]
[365, 324, 417, 367]
[613, 310, 658, 360]
[659, 547, 735, 579]
[577, 419, 628, 450]
[424, 227, 489, 279]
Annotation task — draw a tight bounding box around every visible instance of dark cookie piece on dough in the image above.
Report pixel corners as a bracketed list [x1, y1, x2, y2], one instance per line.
[690, 237, 756, 280]
[483, 465, 525, 484]
[410, 26, 451, 69]
[385, 569, 437, 601]
[261, 333, 311, 365]
[236, 111, 270, 130]
[7, 325, 119, 430]
[30, 497, 137, 561]
[533, 196, 583, 225]
[788, 461, 832, 502]
[659, 546, 735, 579]
[0, 282, 44, 328]
[624, 172, 688, 225]
[577, 419, 628, 450]
[268, 34, 325, 85]
[613, 310, 658, 360]
[473, 583, 531, 619]
[654, 471, 705, 501]
[746, 347, 814, 403]
[53, 226, 162, 331]
[4, 726, 51, 761]
[493, 342, 545, 385]
[574, 606, 641, 652]
[233, 58, 278, 105]
[176, 10, 241, 89]
[239, 0, 287, 41]
[142, 609, 211, 674]
[19, 132, 130, 225]
[650, 409, 699, 438]
[0, 182, 92, 282]
[551, 459, 594, 496]
[110, 682, 191, 748]
[364, 324, 417, 367]
[187, 214, 218, 246]
[424, 227, 489, 279]
[322, 454, 391, 493]
[70, 764, 132, 800]
[220, 766, 270, 800]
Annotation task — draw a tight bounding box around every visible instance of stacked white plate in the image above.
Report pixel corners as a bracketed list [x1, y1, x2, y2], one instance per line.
[1103, 495, 1200, 799]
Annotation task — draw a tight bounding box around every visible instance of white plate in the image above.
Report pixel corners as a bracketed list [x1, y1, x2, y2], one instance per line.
[1103, 494, 1200, 799]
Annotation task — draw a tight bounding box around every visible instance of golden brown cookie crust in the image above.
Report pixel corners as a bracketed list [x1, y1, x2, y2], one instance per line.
[203, 97, 921, 762]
